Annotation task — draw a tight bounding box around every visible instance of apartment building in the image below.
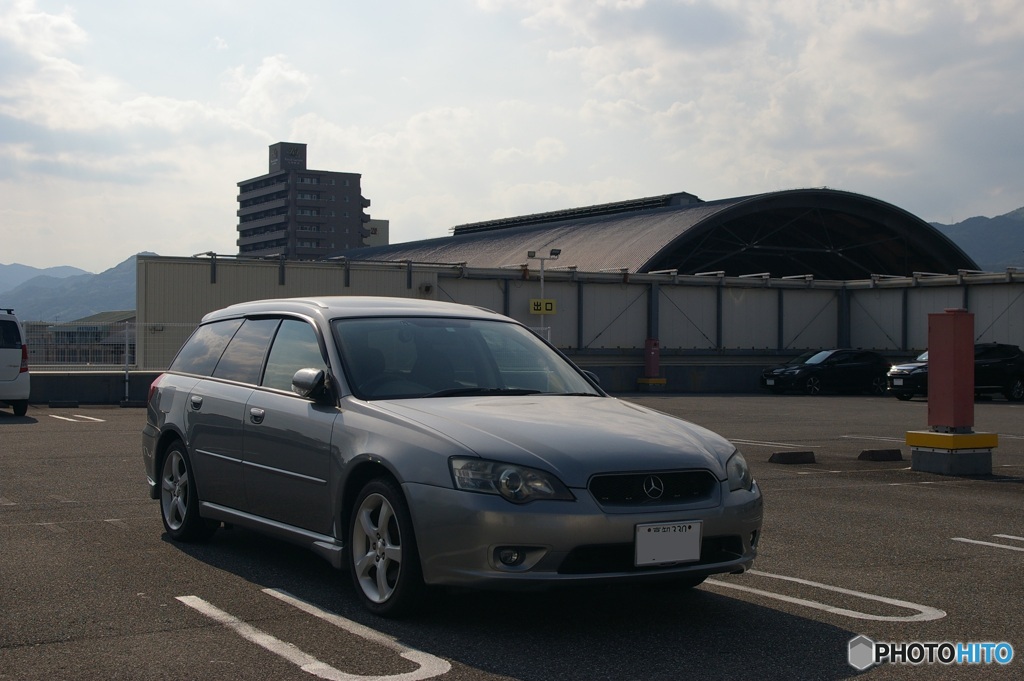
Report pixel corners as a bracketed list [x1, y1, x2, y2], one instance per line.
[236, 142, 372, 259]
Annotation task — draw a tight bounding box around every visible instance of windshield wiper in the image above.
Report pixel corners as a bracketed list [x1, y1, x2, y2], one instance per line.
[424, 387, 543, 398]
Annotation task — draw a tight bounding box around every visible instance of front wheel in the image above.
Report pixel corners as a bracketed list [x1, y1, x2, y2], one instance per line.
[349, 478, 424, 617]
[1005, 377, 1024, 402]
[160, 442, 217, 542]
[895, 392, 913, 401]
[803, 376, 822, 395]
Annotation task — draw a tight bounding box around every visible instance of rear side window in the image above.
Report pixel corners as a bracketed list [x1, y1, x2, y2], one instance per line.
[169, 319, 243, 376]
[0, 320, 22, 349]
[213, 318, 280, 384]
[262, 319, 327, 391]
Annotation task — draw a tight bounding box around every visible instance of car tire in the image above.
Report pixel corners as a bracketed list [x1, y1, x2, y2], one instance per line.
[895, 392, 913, 401]
[803, 376, 822, 395]
[870, 375, 887, 396]
[349, 478, 424, 618]
[1005, 377, 1024, 402]
[12, 400, 28, 416]
[160, 442, 217, 542]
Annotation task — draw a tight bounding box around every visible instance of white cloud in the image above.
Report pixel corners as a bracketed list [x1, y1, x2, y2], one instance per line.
[0, 0, 1021, 271]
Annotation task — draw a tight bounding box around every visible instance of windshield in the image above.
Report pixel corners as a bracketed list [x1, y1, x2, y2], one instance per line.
[917, 351, 928, 362]
[333, 316, 602, 400]
[788, 350, 833, 365]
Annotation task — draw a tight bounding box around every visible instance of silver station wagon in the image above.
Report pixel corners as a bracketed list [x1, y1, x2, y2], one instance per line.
[142, 296, 763, 616]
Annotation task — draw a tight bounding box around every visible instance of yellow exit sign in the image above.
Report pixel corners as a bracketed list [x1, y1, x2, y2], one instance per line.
[530, 299, 557, 315]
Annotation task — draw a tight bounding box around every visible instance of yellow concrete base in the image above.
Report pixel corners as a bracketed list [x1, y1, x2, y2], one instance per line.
[636, 377, 667, 392]
[906, 430, 996, 476]
[905, 430, 998, 450]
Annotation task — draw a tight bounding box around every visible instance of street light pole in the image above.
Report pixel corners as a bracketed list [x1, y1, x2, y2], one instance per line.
[527, 248, 561, 340]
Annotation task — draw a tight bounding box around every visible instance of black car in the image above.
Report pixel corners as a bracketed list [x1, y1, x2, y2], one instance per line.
[760, 349, 891, 396]
[887, 342, 1024, 401]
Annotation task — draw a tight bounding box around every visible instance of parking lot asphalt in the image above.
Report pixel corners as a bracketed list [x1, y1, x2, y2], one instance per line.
[1, 395, 1022, 680]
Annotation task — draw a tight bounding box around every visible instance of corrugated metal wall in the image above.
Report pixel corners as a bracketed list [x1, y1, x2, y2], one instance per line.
[136, 257, 1024, 375]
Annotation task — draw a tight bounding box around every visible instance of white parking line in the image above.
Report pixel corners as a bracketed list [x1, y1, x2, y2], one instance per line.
[705, 569, 945, 622]
[178, 590, 450, 681]
[47, 414, 106, 423]
[951, 536, 1024, 553]
[840, 435, 905, 442]
[731, 439, 806, 449]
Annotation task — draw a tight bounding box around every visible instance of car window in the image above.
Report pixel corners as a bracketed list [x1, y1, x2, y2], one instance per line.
[169, 318, 244, 376]
[262, 319, 327, 392]
[212, 318, 280, 384]
[974, 345, 1008, 361]
[0, 320, 22, 349]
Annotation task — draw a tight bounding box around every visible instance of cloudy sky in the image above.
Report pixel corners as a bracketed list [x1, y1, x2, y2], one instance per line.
[2, 0, 1022, 273]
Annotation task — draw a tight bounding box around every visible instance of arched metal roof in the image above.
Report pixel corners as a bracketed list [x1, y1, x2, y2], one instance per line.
[336, 189, 977, 279]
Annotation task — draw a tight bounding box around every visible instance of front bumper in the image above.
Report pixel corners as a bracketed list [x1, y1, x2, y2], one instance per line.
[887, 373, 925, 395]
[761, 373, 801, 391]
[404, 479, 763, 588]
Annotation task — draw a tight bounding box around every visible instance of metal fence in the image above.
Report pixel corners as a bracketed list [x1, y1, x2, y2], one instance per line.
[26, 322, 196, 372]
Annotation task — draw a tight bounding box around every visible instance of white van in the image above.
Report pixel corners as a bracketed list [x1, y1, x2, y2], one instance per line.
[0, 308, 30, 416]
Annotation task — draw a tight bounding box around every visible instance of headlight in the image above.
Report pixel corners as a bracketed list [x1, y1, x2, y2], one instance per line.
[450, 457, 575, 504]
[726, 451, 753, 492]
[911, 366, 928, 374]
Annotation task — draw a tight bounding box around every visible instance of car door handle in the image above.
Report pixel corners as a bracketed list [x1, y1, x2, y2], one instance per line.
[189, 395, 203, 410]
[249, 407, 265, 424]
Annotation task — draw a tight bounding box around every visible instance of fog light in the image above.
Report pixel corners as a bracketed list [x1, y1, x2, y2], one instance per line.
[498, 547, 525, 566]
[750, 530, 760, 549]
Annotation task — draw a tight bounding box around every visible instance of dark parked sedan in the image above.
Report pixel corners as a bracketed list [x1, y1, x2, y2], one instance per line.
[887, 343, 1024, 401]
[760, 349, 891, 396]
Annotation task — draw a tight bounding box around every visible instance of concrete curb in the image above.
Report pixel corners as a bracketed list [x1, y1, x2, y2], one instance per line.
[768, 451, 816, 464]
[858, 449, 904, 461]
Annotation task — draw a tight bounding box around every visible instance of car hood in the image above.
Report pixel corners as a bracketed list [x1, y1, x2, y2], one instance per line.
[889, 362, 927, 372]
[764, 363, 809, 374]
[372, 396, 732, 487]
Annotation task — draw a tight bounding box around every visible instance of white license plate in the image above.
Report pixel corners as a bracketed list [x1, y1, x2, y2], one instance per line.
[635, 521, 702, 566]
[765, 379, 775, 385]
[893, 378, 903, 386]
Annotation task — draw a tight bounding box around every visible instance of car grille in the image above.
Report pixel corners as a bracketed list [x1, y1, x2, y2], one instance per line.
[588, 470, 718, 507]
[558, 536, 745, 574]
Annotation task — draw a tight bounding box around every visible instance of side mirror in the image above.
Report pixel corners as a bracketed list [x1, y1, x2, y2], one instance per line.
[291, 368, 333, 403]
[583, 370, 601, 386]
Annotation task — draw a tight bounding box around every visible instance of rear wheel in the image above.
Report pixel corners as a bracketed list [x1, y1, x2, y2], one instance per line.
[349, 478, 424, 617]
[12, 400, 27, 417]
[1005, 377, 1024, 402]
[160, 442, 217, 542]
[869, 375, 887, 395]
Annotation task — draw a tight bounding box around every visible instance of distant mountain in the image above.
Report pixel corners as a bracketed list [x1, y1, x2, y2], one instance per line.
[0, 262, 89, 294]
[931, 207, 1024, 272]
[0, 253, 151, 321]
